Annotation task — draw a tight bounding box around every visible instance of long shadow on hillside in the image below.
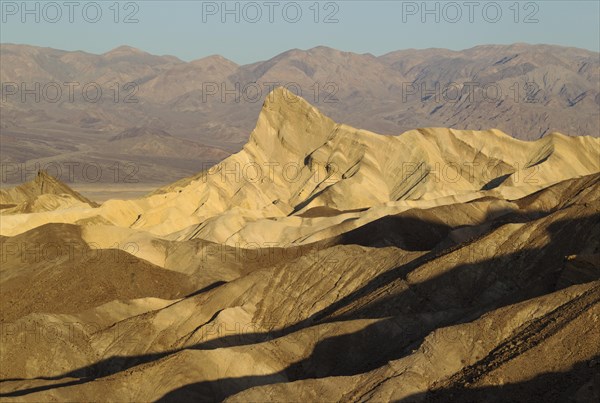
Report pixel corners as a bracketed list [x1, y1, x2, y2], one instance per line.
[307, 208, 598, 323]
[159, 285, 600, 401]
[1, 212, 598, 400]
[332, 199, 552, 250]
[403, 357, 600, 402]
[160, 281, 600, 401]
[336, 213, 455, 250]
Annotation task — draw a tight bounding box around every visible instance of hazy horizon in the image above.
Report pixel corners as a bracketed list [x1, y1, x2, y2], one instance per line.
[2, 40, 599, 65]
[1, 1, 598, 64]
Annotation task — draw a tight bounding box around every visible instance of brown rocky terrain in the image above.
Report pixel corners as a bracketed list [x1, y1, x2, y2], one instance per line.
[1, 43, 598, 186]
[0, 88, 598, 402]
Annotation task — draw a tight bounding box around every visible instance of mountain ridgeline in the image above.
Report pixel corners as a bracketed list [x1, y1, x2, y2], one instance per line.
[1, 43, 598, 184]
[0, 83, 599, 401]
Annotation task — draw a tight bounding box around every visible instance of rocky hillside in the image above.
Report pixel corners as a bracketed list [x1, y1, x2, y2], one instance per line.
[1, 43, 598, 184]
[0, 88, 598, 402]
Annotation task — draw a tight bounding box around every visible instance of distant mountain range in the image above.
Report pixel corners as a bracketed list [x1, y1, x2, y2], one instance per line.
[1, 43, 598, 184]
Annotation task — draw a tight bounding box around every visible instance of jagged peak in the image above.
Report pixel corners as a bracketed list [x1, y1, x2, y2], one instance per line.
[0, 170, 97, 209]
[33, 171, 82, 196]
[32, 170, 72, 192]
[247, 87, 336, 156]
[35, 169, 58, 182]
[261, 86, 315, 114]
[30, 170, 95, 205]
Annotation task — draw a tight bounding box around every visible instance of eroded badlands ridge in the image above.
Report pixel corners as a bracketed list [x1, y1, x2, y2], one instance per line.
[0, 88, 599, 402]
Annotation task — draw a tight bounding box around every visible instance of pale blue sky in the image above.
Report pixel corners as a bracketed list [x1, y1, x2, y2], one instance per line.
[1, 1, 598, 63]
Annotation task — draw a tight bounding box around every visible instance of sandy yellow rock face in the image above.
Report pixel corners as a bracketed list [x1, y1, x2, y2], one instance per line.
[1, 88, 598, 244]
[0, 87, 599, 402]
